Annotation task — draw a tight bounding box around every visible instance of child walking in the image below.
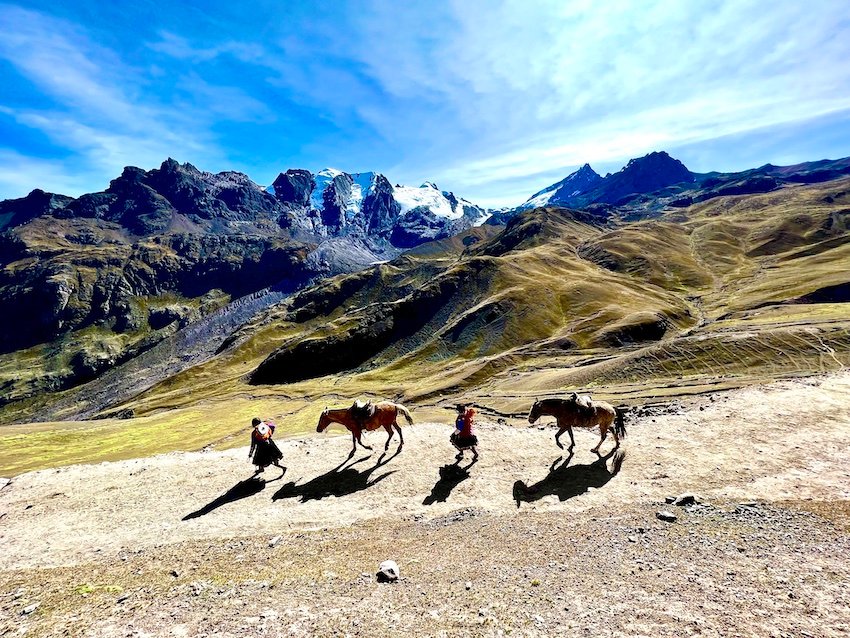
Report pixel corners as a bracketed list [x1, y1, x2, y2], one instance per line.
[248, 417, 284, 474]
[450, 404, 479, 461]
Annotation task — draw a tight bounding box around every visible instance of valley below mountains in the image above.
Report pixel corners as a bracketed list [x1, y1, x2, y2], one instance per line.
[1, 152, 849, 475]
[2, 149, 850, 638]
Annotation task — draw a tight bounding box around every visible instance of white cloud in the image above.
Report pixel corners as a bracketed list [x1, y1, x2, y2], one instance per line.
[316, 0, 850, 204]
[1, 1, 848, 205]
[0, 5, 269, 197]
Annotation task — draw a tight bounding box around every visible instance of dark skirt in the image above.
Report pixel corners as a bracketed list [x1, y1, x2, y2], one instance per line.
[253, 439, 283, 467]
[451, 432, 478, 450]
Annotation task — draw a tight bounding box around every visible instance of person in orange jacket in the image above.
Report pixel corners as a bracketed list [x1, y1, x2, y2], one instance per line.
[450, 404, 479, 461]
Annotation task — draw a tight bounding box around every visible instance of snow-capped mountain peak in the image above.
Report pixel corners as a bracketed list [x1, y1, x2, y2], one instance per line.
[268, 167, 488, 247]
[520, 163, 602, 210]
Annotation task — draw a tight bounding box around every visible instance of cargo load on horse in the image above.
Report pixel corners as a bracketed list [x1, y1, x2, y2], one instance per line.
[527, 392, 626, 453]
[317, 400, 413, 457]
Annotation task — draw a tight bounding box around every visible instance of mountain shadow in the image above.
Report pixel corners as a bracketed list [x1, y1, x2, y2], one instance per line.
[512, 449, 625, 506]
[272, 447, 401, 502]
[182, 470, 285, 520]
[422, 458, 478, 505]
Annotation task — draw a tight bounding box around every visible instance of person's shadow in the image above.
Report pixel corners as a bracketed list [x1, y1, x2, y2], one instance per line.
[272, 446, 401, 503]
[182, 467, 286, 520]
[423, 458, 478, 505]
[512, 449, 625, 506]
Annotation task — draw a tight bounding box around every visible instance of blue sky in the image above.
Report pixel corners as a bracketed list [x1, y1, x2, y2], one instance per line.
[1, 1, 850, 207]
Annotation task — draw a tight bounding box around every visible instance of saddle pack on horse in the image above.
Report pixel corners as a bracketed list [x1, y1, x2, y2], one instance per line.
[571, 392, 594, 417]
[351, 399, 376, 425]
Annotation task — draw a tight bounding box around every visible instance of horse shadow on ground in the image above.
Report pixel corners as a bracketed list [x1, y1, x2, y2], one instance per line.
[182, 467, 287, 520]
[422, 458, 478, 505]
[512, 449, 625, 507]
[272, 446, 401, 503]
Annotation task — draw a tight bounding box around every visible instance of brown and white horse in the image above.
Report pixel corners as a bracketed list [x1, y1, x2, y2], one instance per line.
[316, 401, 414, 456]
[528, 393, 626, 453]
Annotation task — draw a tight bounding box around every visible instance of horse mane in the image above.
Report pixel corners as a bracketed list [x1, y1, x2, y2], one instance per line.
[539, 397, 572, 408]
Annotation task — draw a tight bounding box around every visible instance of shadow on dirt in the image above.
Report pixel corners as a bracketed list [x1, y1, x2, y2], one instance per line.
[512, 449, 625, 507]
[272, 446, 402, 503]
[182, 468, 286, 520]
[423, 458, 478, 505]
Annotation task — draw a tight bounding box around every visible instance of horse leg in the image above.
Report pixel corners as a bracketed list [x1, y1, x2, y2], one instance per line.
[356, 430, 373, 451]
[555, 424, 573, 450]
[556, 420, 575, 450]
[592, 422, 608, 454]
[394, 422, 404, 447]
[349, 432, 357, 458]
[383, 424, 394, 450]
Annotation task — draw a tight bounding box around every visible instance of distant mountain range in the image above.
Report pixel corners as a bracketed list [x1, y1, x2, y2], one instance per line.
[0, 159, 488, 248]
[496, 151, 850, 223]
[2, 150, 850, 418]
[267, 167, 487, 247]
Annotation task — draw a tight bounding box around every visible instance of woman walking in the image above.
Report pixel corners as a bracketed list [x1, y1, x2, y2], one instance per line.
[248, 417, 284, 474]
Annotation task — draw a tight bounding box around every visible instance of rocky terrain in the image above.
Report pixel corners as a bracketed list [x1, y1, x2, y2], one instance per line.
[1, 373, 848, 636]
[0, 160, 488, 410]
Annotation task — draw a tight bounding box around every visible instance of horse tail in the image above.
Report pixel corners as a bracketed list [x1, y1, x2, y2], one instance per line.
[614, 407, 627, 439]
[396, 404, 414, 425]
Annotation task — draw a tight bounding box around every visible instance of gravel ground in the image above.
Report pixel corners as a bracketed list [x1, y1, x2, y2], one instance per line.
[1, 373, 849, 637]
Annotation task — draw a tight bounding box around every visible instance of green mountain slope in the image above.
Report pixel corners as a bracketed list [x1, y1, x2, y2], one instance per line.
[2, 178, 849, 475]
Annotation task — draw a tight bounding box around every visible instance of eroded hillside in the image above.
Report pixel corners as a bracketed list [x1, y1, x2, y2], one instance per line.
[2, 178, 847, 474]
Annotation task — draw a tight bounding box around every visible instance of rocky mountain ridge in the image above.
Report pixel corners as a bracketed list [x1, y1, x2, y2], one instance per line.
[3, 152, 849, 423]
[0, 159, 488, 408]
[0, 159, 489, 246]
[509, 151, 850, 221]
[268, 167, 487, 247]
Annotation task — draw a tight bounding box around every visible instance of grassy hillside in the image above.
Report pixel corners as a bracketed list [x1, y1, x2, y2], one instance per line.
[2, 179, 849, 475]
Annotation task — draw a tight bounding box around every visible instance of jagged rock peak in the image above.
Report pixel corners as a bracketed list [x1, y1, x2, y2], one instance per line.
[622, 151, 692, 178]
[521, 163, 603, 209]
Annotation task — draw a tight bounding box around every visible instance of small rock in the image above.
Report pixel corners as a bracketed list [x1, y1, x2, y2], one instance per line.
[465, 581, 472, 590]
[21, 603, 39, 615]
[376, 560, 399, 583]
[664, 496, 676, 504]
[628, 536, 638, 543]
[739, 501, 757, 507]
[268, 535, 282, 548]
[656, 511, 677, 523]
[673, 493, 700, 506]
[170, 570, 180, 578]
[116, 594, 130, 604]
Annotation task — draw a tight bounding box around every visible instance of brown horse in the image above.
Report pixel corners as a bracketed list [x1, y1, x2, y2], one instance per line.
[528, 392, 626, 453]
[316, 401, 414, 456]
